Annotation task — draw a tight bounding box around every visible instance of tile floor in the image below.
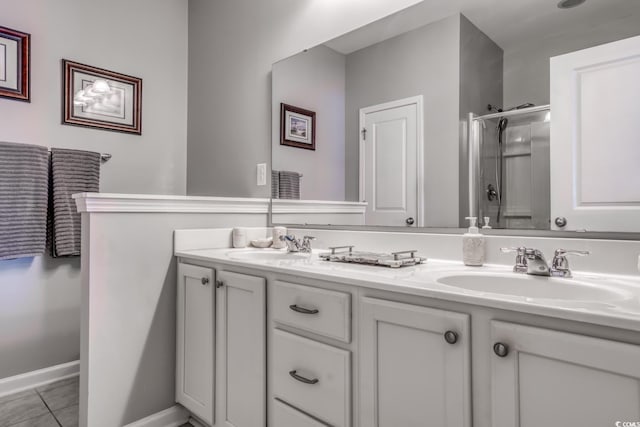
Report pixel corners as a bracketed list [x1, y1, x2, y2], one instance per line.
[0, 377, 78, 427]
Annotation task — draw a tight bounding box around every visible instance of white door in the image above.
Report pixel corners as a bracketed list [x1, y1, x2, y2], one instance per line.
[359, 96, 423, 227]
[491, 321, 640, 427]
[216, 271, 266, 427]
[359, 297, 471, 427]
[176, 263, 215, 426]
[550, 35, 640, 232]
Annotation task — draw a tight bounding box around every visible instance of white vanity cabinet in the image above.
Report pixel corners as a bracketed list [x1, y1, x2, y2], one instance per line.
[269, 279, 353, 427]
[176, 253, 640, 427]
[176, 262, 266, 427]
[359, 297, 471, 427]
[491, 321, 640, 427]
[176, 263, 215, 424]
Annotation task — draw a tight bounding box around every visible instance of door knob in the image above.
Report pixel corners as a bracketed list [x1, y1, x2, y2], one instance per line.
[405, 217, 415, 226]
[201, 277, 209, 285]
[444, 330, 458, 344]
[493, 342, 509, 357]
[555, 217, 567, 227]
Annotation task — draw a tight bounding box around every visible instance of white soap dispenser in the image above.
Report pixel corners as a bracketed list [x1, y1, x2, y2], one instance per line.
[463, 216, 485, 266]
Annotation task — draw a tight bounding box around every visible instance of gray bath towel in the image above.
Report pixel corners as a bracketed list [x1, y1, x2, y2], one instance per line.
[271, 170, 280, 199]
[49, 148, 100, 257]
[0, 141, 50, 260]
[279, 171, 301, 200]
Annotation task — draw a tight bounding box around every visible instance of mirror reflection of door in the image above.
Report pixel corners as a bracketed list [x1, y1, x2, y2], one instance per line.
[359, 96, 424, 227]
[550, 35, 640, 232]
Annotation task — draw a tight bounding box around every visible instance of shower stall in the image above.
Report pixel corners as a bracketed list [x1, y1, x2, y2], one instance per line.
[469, 104, 551, 230]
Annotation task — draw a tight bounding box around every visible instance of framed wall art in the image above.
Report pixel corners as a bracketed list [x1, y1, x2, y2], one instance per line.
[62, 59, 142, 134]
[0, 26, 30, 102]
[280, 103, 315, 150]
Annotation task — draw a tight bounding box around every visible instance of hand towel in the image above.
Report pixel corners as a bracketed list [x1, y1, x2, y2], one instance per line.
[49, 148, 100, 257]
[278, 171, 301, 200]
[0, 141, 49, 260]
[271, 170, 280, 199]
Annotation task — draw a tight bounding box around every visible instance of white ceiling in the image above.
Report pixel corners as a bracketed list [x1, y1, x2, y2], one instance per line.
[325, 0, 640, 54]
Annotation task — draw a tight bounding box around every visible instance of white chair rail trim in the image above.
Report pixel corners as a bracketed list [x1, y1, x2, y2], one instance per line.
[272, 199, 367, 214]
[73, 193, 270, 214]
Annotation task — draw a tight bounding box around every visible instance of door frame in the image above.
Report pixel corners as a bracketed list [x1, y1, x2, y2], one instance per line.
[358, 95, 425, 227]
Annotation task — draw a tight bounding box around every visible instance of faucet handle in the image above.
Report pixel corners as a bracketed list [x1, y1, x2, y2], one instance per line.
[300, 236, 316, 252]
[500, 247, 525, 254]
[554, 249, 590, 258]
[500, 247, 528, 273]
[551, 249, 589, 278]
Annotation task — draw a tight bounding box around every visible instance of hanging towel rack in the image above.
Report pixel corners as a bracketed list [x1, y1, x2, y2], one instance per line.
[48, 148, 111, 162]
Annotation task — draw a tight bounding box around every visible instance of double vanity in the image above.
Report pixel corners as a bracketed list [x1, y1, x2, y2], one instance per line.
[173, 229, 640, 427]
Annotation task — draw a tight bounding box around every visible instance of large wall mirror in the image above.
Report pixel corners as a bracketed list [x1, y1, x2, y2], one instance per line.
[271, 0, 640, 234]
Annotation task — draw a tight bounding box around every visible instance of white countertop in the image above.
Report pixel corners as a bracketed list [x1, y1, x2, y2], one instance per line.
[175, 247, 640, 332]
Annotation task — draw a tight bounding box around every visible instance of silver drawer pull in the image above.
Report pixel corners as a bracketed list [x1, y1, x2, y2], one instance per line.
[289, 304, 319, 315]
[289, 370, 319, 385]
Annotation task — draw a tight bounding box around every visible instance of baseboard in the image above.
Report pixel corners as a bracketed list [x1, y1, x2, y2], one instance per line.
[124, 405, 190, 427]
[0, 360, 80, 398]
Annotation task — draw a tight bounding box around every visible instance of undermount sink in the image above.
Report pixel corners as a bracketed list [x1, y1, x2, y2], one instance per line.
[226, 250, 309, 261]
[435, 273, 631, 302]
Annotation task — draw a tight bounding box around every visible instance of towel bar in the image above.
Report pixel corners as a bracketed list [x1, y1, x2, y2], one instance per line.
[47, 148, 111, 162]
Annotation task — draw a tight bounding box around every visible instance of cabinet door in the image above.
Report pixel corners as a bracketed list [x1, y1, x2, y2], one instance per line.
[176, 263, 215, 425]
[359, 297, 471, 427]
[491, 321, 640, 427]
[216, 271, 266, 427]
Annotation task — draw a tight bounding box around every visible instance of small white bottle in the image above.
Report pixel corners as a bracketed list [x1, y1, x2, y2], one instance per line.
[482, 216, 492, 230]
[463, 216, 485, 266]
[232, 227, 247, 248]
[271, 226, 287, 249]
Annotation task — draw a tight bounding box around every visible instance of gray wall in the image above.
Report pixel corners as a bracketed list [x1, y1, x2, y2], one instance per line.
[459, 15, 503, 227]
[186, 0, 423, 198]
[0, 0, 188, 380]
[503, 17, 640, 107]
[272, 46, 346, 201]
[344, 15, 461, 227]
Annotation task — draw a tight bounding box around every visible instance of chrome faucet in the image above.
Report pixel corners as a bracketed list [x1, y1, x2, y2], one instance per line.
[280, 234, 315, 253]
[501, 247, 590, 278]
[523, 248, 550, 276]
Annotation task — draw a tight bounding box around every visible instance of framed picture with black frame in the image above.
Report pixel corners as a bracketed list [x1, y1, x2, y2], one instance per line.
[280, 103, 316, 150]
[0, 26, 30, 102]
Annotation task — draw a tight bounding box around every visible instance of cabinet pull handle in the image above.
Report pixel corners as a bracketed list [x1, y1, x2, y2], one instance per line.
[215, 280, 224, 288]
[201, 277, 210, 285]
[444, 330, 458, 344]
[493, 342, 509, 357]
[289, 304, 319, 315]
[289, 370, 319, 385]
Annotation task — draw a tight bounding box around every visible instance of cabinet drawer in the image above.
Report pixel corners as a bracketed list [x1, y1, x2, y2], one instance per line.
[272, 280, 351, 342]
[273, 399, 329, 427]
[273, 329, 351, 427]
